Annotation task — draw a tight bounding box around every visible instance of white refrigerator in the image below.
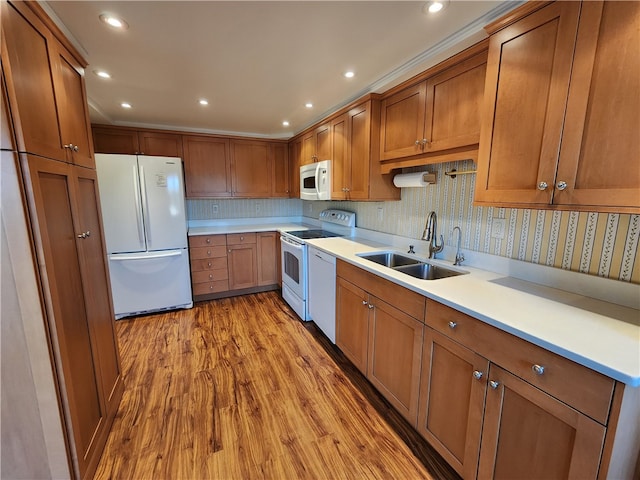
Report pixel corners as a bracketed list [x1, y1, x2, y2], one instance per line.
[95, 154, 192, 319]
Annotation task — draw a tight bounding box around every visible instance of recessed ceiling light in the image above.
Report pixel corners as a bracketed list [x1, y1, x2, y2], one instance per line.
[344, 71, 355, 79]
[94, 70, 111, 79]
[121, 102, 132, 109]
[199, 99, 209, 106]
[282, 121, 290, 127]
[305, 103, 313, 108]
[424, 1, 448, 14]
[99, 14, 129, 30]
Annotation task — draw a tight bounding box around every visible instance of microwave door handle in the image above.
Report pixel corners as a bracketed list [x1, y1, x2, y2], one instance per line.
[315, 163, 322, 197]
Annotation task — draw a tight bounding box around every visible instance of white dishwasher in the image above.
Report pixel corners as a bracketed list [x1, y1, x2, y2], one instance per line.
[308, 246, 337, 343]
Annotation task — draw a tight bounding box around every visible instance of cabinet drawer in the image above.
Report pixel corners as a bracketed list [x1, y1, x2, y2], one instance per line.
[190, 257, 227, 272]
[190, 246, 227, 260]
[192, 269, 228, 283]
[425, 301, 614, 424]
[227, 232, 256, 245]
[189, 234, 226, 248]
[193, 280, 229, 296]
[337, 260, 425, 320]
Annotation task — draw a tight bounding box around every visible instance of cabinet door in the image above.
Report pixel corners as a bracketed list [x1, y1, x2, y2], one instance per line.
[424, 52, 486, 154]
[182, 135, 231, 198]
[230, 140, 272, 198]
[92, 126, 140, 154]
[315, 121, 332, 161]
[367, 297, 423, 425]
[478, 365, 606, 479]
[475, 2, 581, 206]
[138, 131, 183, 158]
[227, 243, 257, 290]
[2, 2, 64, 161]
[417, 329, 488, 479]
[73, 167, 122, 409]
[301, 132, 315, 165]
[346, 103, 371, 200]
[50, 44, 94, 168]
[288, 139, 302, 197]
[256, 232, 278, 286]
[330, 114, 348, 199]
[335, 277, 369, 374]
[24, 155, 106, 477]
[270, 143, 289, 197]
[379, 82, 427, 160]
[555, 1, 640, 211]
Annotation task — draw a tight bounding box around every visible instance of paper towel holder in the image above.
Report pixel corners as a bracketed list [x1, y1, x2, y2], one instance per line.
[392, 171, 437, 188]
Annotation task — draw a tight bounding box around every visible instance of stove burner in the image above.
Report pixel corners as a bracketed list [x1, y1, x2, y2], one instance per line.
[285, 229, 342, 240]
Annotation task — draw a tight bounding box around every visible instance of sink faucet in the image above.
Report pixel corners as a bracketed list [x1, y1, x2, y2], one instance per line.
[452, 226, 465, 266]
[422, 211, 444, 259]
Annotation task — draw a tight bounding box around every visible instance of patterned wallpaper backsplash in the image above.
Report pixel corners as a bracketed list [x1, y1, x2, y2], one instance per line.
[186, 160, 639, 284]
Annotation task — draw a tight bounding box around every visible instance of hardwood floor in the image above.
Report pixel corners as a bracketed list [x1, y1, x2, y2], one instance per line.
[94, 291, 459, 480]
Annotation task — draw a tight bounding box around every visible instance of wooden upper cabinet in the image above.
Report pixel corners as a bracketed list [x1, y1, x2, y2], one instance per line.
[92, 126, 183, 157]
[270, 143, 289, 197]
[288, 138, 302, 198]
[379, 51, 487, 162]
[301, 121, 332, 164]
[2, 2, 94, 166]
[478, 365, 606, 479]
[182, 135, 231, 198]
[230, 139, 272, 198]
[476, 0, 639, 212]
[330, 114, 348, 199]
[554, 1, 640, 211]
[137, 131, 183, 157]
[51, 44, 94, 168]
[92, 126, 139, 154]
[2, 2, 64, 161]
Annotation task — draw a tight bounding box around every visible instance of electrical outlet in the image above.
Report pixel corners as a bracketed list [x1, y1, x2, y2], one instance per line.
[377, 207, 384, 221]
[307, 203, 312, 214]
[212, 204, 219, 214]
[255, 203, 261, 213]
[491, 218, 506, 239]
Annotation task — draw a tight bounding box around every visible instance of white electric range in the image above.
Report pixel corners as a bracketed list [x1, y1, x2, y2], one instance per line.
[280, 209, 355, 322]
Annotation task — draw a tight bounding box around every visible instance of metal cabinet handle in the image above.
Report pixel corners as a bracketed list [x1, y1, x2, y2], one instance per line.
[473, 370, 483, 380]
[532, 364, 545, 375]
[448, 321, 457, 329]
[537, 181, 548, 191]
[208, 274, 213, 280]
[415, 140, 421, 146]
[85, 231, 90, 237]
[421, 138, 429, 145]
[77, 233, 86, 239]
[206, 238, 211, 244]
[362, 300, 368, 306]
[207, 262, 212, 267]
[489, 380, 500, 389]
[73, 145, 79, 152]
[556, 181, 567, 191]
[240, 236, 244, 241]
[368, 304, 374, 309]
[207, 250, 212, 256]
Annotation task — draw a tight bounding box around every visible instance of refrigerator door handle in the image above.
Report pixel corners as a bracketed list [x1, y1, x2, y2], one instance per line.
[132, 164, 145, 248]
[139, 165, 152, 246]
[109, 250, 183, 261]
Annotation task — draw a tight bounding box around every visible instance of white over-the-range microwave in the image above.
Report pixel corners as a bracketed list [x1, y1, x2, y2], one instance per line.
[300, 160, 332, 201]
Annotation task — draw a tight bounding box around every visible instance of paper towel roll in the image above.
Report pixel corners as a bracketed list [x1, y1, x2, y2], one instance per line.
[393, 172, 435, 188]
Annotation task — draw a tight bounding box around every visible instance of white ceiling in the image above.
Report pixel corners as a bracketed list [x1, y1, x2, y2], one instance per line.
[45, 1, 520, 139]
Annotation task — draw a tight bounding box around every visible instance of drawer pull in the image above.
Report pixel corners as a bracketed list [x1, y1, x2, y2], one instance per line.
[208, 274, 213, 280]
[448, 321, 457, 329]
[240, 236, 244, 241]
[473, 370, 483, 381]
[206, 238, 211, 244]
[368, 304, 374, 309]
[489, 380, 500, 389]
[532, 364, 545, 376]
[207, 262, 212, 267]
[207, 250, 211, 256]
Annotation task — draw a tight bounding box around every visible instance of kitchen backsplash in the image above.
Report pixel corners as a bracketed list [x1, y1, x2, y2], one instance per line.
[304, 160, 640, 285]
[186, 160, 639, 284]
[187, 198, 302, 219]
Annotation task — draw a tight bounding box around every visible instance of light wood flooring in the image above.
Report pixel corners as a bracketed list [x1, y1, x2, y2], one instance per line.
[94, 291, 459, 480]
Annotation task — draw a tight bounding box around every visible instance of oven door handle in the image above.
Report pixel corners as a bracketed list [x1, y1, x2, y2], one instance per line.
[315, 162, 322, 197]
[280, 236, 304, 250]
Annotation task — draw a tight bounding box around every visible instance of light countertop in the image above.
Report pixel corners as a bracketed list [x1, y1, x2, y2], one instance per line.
[306, 236, 640, 387]
[188, 220, 640, 386]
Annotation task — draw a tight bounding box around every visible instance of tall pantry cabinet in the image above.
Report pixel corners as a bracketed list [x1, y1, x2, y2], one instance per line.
[1, 2, 123, 479]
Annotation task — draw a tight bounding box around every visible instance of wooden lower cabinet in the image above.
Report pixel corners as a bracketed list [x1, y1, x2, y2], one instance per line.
[189, 231, 279, 301]
[478, 365, 606, 479]
[23, 155, 122, 479]
[336, 277, 369, 373]
[417, 329, 488, 479]
[368, 297, 423, 424]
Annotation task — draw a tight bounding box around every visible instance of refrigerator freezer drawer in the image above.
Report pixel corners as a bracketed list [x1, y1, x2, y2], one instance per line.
[108, 248, 192, 319]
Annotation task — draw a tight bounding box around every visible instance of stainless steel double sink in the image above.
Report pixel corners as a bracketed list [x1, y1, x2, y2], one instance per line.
[357, 251, 467, 280]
